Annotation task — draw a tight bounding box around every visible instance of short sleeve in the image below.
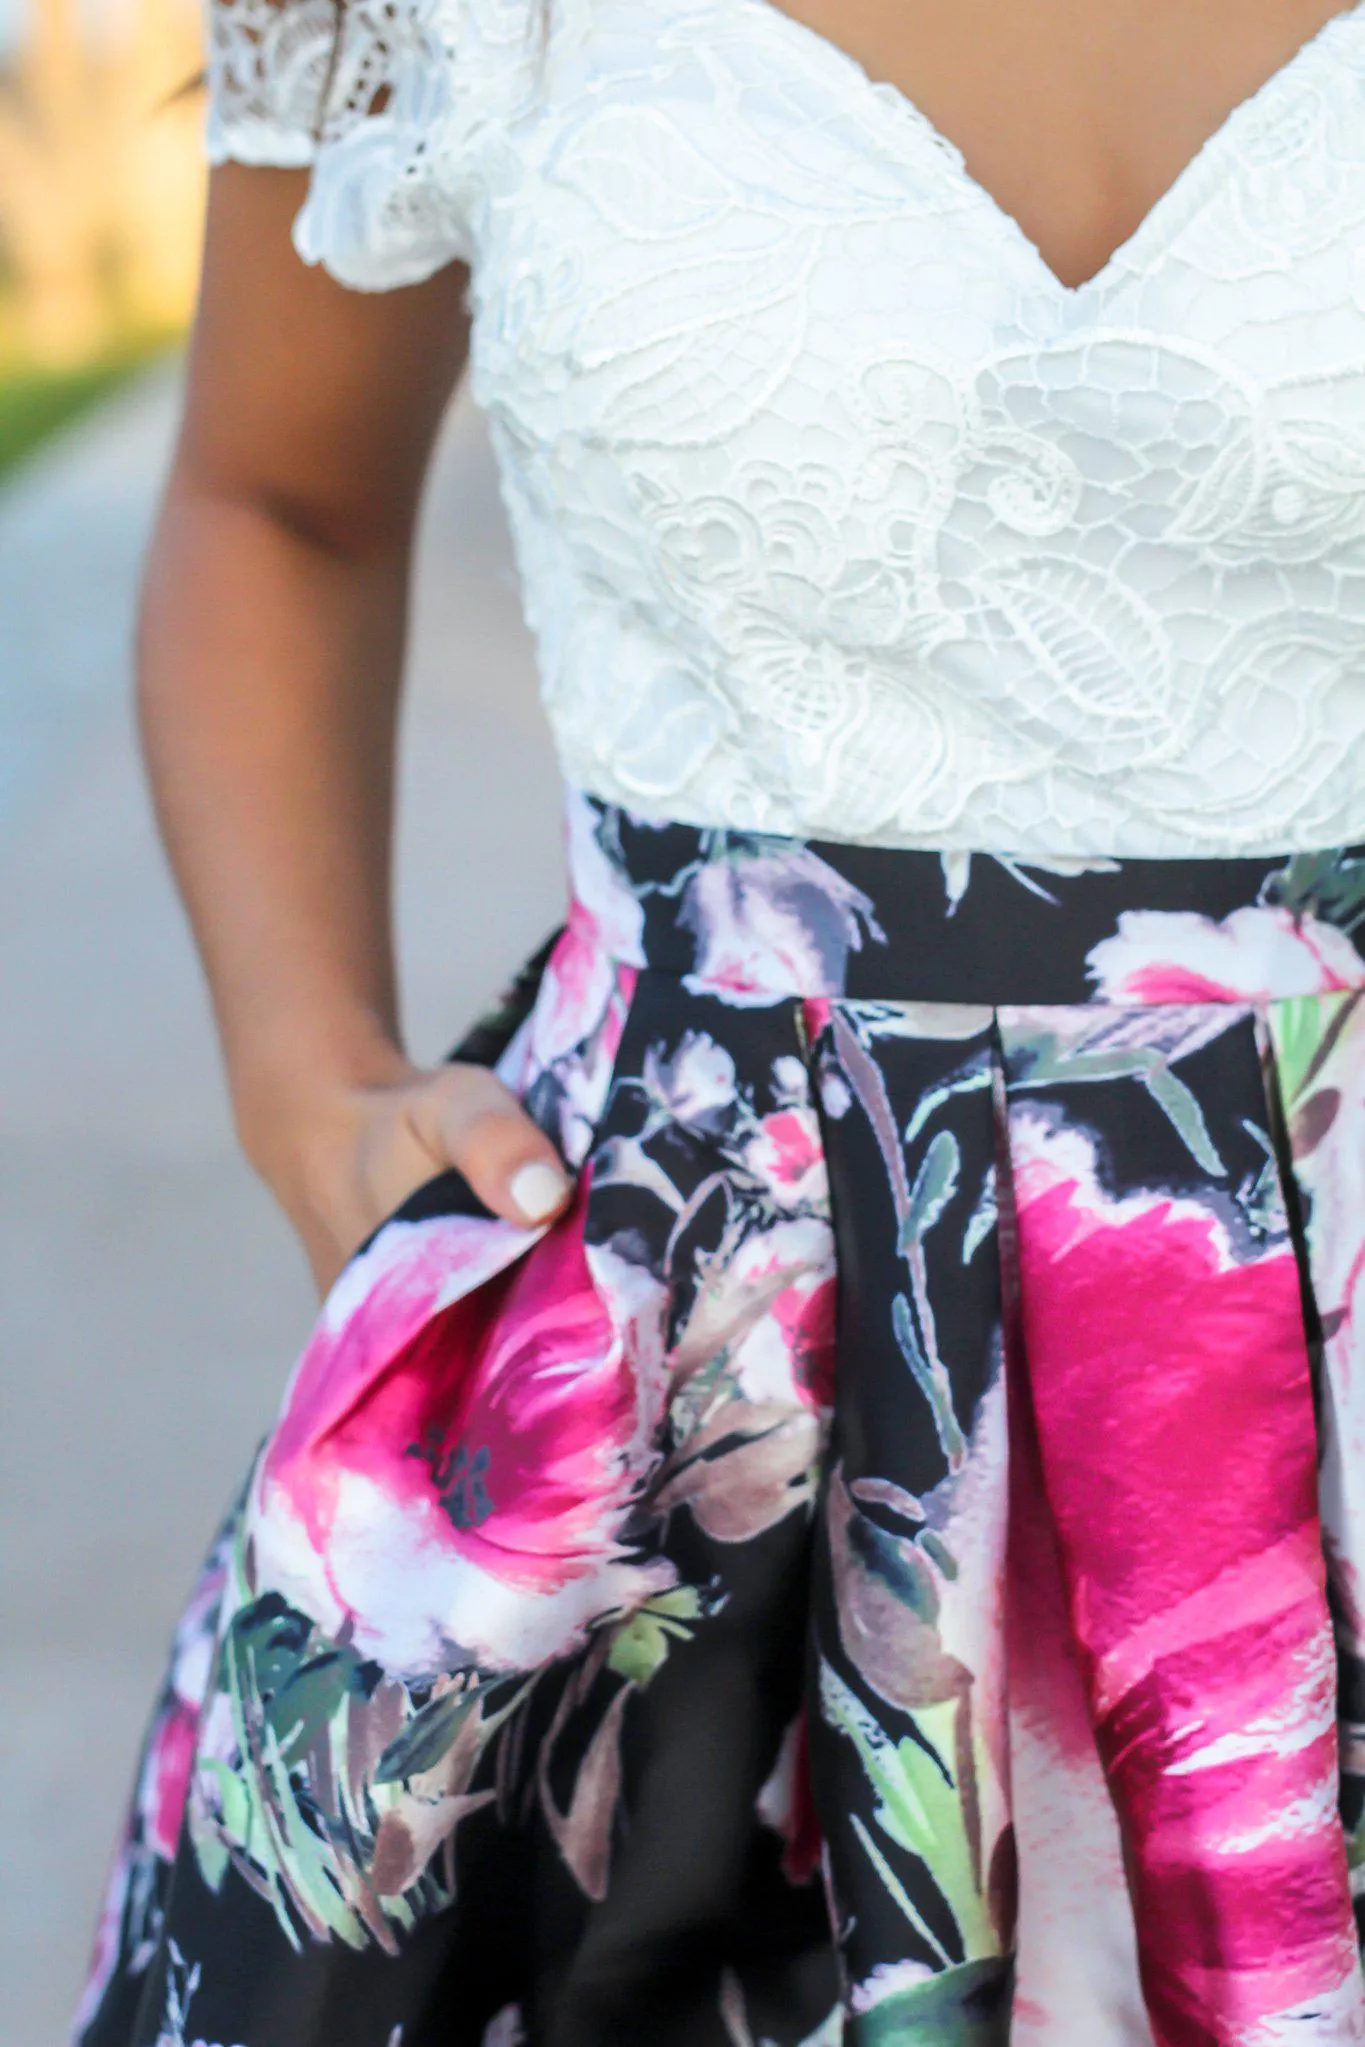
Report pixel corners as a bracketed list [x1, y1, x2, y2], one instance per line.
[204, 0, 338, 168]
[204, 0, 540, 292]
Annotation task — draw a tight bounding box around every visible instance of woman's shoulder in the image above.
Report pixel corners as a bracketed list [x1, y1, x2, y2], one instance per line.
[204, 0, 546, 287]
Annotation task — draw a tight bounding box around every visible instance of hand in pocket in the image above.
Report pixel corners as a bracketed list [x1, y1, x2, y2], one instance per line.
[248, 1057, 573, 1294]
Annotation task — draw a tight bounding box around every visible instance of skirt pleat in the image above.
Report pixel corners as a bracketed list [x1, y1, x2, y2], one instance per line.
[1000, 1006, 1353, 2039]
[75, 795, 1365, 2047]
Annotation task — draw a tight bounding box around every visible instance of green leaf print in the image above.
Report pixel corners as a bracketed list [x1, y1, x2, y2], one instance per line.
[1007, 1025, 1226, 1175]
[373, 1687, 482, 1786]
[850, 1813, 954, 1968]
[605, 1587, 707, 1687]
[961, 1170, 996, 1267]
[192, 1529, 503, 1953]
[1271, 990, 1360, 1112]
[819, 1659, 997, 1962]
[894, 1293, 968, 1469]
[1229, 1119, 1288, 1239]
[899, 1130, 961, 1255]
[220, 1623, 352, 1949]
[904, 1063, 992, 1149]
[1141, 1061, 1225, 1176]
[1271, 993, 1328, 1110]
[1263, 850, 1365, 931]
[262, 1649, 355, 1764]
[850, 1957, 1013, 2045]
[893, 1129, 969, 1468]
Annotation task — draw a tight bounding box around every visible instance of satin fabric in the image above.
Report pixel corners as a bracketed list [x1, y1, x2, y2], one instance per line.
[77, 795, 1365, 2046]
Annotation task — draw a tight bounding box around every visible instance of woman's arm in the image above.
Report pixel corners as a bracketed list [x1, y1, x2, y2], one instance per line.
[140, 165, 570, 1291]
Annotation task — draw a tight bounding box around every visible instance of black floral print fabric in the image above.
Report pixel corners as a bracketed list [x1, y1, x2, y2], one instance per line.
[76, 794, 1365, 2046]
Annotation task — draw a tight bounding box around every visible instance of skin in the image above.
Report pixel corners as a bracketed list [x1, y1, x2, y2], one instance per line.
[145, 1, 1352, 1293]
[140, 169, 565, 1293]
[777, 0, 1355, 288]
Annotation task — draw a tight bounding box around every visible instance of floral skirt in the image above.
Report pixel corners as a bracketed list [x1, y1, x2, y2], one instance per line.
[76, 792, 1365, 2047]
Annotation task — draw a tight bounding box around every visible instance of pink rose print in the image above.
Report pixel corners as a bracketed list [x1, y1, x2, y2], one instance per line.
[562, 788, 647, 966]
[680, 848, 883, 1003]
[1088, 904, 1364, 1005]
[756, 1713, 823, 1886]
[745, 1106, 828, 1210]
[73, 1534, 229, 2038]
[140, 1698, 200, 1865]
[642, 1030, 738, 1128]
[1008, 1112, 1360, 2038]
[668, 1213, 836, 1412]
[507, 919, 635, 1168]
[249, 1186, 674, 1679]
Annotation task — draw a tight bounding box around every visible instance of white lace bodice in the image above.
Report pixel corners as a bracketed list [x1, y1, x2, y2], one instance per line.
[206, 0, 1365, 857]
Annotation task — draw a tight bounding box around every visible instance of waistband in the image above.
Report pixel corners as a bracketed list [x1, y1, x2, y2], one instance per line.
[565, 791, 1365, 1008]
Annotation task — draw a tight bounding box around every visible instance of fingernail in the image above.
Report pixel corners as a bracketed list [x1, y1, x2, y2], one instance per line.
[509, 1160, 570, 1224]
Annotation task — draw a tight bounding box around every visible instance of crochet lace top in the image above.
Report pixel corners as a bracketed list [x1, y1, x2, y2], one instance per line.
[206, 0, 1365, 856]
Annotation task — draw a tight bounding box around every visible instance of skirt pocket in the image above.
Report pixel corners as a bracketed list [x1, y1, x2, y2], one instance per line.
[74, 920, 646, 2041]
[341, 929, 566, 1272]
[234, 909, 647, 1674]
[179, 906, 655, 1963]
[75, 928, 846, 2046]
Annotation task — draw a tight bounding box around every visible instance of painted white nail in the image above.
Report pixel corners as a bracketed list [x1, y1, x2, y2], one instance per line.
[509, 1160, 570, 1224]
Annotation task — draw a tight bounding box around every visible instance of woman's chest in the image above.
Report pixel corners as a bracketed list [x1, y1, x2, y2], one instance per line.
[454, 0, 1365, 680]
[760, 0, 1364, 289]
[467, 3, 1365, 457]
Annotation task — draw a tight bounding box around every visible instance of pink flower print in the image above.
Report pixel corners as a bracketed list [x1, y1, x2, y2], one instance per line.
[136, 1533, 224, 1860]
[1088, 904, 1364, 1006]
[72, 1842, 132, 2042]
[681, 848, 883, 1003]
[1007, 1339, 1146, 2041]
[516, 913, 614, 1078]
[75, 1538, 228, 2037]
[249, 1186, 673, 1680]
[744, 1106, 828, 1210]
[670, 1215, 837, 1410]
[1008, 1112, 1360, 2039]
[140, 1697, 199, 1864]
[770, 1269, 837, 1410]
[642, 1030, 738, 1129]
[562, 788, 647, 965]
[506, 918, 635, 1169]
[1271, 994, 1365, 1783]
[755, 1713, 823, 1886]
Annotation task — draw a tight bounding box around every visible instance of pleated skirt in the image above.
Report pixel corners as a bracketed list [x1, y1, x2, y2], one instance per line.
[76, 791, 1365, 2047]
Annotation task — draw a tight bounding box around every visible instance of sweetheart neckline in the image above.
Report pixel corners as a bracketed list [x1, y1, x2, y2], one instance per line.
[736, 0, 1365, 300]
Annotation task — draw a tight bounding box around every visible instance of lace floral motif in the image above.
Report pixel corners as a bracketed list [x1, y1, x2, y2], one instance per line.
[205, 0, 345, 163]
[205, 0, 1365, 856]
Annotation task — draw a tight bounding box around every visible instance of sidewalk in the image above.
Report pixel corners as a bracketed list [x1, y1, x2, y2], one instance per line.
[0, 367, 562, 2047]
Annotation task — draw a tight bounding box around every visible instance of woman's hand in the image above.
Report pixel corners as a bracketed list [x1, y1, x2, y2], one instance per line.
[249, 1055, 573, 1296]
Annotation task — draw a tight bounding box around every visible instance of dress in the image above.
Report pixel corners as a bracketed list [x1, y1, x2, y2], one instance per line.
[75, 4, 1365, 2043]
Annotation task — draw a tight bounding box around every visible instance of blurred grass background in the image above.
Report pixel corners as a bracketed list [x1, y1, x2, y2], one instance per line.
[0, 13, 564, 2047]
[0, 335, 168, 475]
[0, 0, 203, 475]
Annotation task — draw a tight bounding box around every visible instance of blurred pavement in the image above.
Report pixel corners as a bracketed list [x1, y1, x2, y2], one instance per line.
[0, 366, 562, 2046]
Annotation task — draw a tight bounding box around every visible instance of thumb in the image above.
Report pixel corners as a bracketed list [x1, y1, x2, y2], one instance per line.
[422, 1064, 573, 1226]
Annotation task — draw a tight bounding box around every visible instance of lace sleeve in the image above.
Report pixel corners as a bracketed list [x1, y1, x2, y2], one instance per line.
[205, 0, 528, 290]
[204, 0, 340, 167]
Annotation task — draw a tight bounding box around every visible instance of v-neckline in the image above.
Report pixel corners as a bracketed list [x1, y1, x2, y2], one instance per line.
[738, 0, 1365, 302]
